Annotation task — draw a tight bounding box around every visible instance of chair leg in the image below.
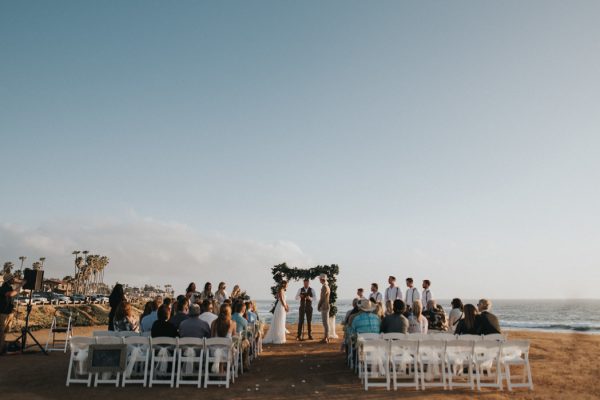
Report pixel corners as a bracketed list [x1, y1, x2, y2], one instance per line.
[526, 360, 534, 390]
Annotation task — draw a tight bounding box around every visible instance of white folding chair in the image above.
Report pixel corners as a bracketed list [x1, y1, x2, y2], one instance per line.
[406, 333, 428, 341]
[356, 333, 382, 378]
[149, 337, 178, 387]
[501, 340, 533, 391]
[417, 340, 447, 390]
[93, 330, 117, 337]
[361, 339, 390, 391]
[116, 331, 140, 338]
[389, 340, 419, 390]
[176, 337, 205, 388]
[66, 337, 95, 387]
[358, 332, 382, 340]
[45, 313, 72, 353]
[431, 332, 457, 342]
[93, 336, 123, 387]
[122, 336, 151, 387]
[204, 338, 233, 388]
[473, 341, 502, 390]
[381, 332, 407, 341]
[445, 340, 475, 390]
[483, 333, 506, 342]
[456, 334, 481, 341]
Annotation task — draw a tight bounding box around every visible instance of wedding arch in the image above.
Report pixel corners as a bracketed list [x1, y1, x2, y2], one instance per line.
[270, 263, 339, 317]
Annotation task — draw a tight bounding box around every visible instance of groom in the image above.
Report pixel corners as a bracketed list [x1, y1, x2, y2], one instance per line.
[295, 278, 316, 340]
[317, 273, 331, 343]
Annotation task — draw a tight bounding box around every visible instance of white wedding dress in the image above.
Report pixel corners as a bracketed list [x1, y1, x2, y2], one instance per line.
[263, 290, 287, 344]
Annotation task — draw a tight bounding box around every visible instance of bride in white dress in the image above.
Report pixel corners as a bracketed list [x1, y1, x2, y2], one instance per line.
[263, 281, 289, 344]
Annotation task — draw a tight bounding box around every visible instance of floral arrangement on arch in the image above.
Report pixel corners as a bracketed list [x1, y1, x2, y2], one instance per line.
[270, 263, 340, 317]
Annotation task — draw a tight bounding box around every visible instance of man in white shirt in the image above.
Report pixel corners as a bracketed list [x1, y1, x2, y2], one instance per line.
[404, 277, 420, 310]
[199, 299, 218, 327]
[384, 276, 402, 315]
[368, 283, 382, 305]
[422, 279, 434, 306]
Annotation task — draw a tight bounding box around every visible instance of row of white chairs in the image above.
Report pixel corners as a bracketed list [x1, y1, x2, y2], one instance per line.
[66, 335, 251, 389]
[354, 333, 533, 392]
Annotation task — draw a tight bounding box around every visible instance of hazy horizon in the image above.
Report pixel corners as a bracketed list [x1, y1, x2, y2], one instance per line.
[1, 1, 599, 300]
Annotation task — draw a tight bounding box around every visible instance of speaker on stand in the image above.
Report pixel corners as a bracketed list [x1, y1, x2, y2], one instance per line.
[16, 268, 48, 354]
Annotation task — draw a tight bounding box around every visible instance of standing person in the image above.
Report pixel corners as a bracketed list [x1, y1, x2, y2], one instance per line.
[108, 284, 125, 331]
[368, 283, 383, 305]
[295, 278, 316, 340]
[356, 288, 366, 300]
[317, 274, 331, 343]
[230, 285, 241, 301]
[404, 278, 420, 311]
[199, 282, 213, 302]
[477, 299, 502, 335]
[215, 282, 228, 306]
[384, 276, 402, 315]
[448, 298, 464, 333]
[421, 280, 433, 306]
[185, 282, 198, 305]
[263, 281, 289, 344]
[0, 274, 25, 354]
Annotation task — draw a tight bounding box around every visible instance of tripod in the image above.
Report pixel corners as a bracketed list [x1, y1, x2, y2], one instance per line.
[15, 289, 48, 355]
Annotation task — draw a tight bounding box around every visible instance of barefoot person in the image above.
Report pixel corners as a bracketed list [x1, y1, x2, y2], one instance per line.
[295, 278, 316, 340]
[317, 274, 331, 343]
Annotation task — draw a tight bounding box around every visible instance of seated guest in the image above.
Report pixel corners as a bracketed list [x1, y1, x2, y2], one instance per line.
[169, 297, 189, 329]
[374, 302, 385, 320]
[245, 301, 258, 324]
[356, 288, 366, 300]
[232, 301, 248, 334]
[350, 299, 381, 335]
[211, 304, 236, 338]
[199, 299, 218, 326]
[113, 301, 139, 332]
[343, 298, 360, 326]
[163, 297, 172, 308]
[425, 300, 448, 331]
[381, 299, 409, 334]
[455, 304, 479, 335]
[448, 298, 463, 333]
[151, 305, 178, 338]
[250, 300, 260, 321]
[408, 300, 428, 334]
[179, 304, 211, 338]
[140, 301, 159, 332]
[477, 298, 502, 335]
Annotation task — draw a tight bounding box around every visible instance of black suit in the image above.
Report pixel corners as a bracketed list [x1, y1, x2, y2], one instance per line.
[477, 311, 502, 335]
[298, 287, 314, 338]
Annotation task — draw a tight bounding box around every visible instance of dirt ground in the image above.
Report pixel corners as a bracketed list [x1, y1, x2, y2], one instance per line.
[1, 323, 599, 400]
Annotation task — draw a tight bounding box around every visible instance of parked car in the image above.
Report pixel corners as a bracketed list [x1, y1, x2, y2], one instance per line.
[51, 292, 70, 304]
[70, 294, 86, 303]
[90, 294, 109, 304]
[30, 293, 49, 305]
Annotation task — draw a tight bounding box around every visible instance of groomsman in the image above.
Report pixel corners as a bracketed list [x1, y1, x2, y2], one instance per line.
[368, 283, 382, 305]
[422, 279, 434, 306]
[317, 274, 331, 343]
[404, 277, 420, 309]
[295, 279, 316, 340]
[384, 276, 402, 315]
[356, 288, 366, 300]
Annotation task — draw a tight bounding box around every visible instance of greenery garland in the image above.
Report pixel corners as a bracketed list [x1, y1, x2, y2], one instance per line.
[270, 263, 339, 317]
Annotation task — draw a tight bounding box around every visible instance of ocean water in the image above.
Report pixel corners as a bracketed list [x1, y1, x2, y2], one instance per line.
[254, 299, 600, 334]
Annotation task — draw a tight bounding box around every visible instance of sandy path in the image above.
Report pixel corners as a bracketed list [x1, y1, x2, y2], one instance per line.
[1, 324, 599, 399]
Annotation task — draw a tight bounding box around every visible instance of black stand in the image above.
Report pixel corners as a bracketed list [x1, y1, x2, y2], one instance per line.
[15, 290, 48, 355]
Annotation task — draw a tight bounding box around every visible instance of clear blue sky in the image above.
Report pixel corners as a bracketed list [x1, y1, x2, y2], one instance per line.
[1, 1, 599, 299]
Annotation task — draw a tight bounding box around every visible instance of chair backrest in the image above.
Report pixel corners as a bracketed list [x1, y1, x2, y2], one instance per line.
[205, 337, 233, 347]
[473, 340, 501, 360]
[70, 336, 95, 351]
[482, 333, 505, 342]
[456, 334, 481, 341]
[501, 340, 529, 359]
[357, 333, 381, 341]
[381, 332, 407, 340]
[418, 339, 446, 355]
[150, 337, 178, 346]
[177, 337, 205, 347]
[361, 339, 389, 355]
[96, 336, 123, 344]
[430, 333, 457, 341]
[405, 333, 427, 341]
[116, 331, 139, 338]
[93, 330, 117, 337]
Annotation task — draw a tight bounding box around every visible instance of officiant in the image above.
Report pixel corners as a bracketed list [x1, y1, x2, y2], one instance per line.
[295, 278, 316, 340]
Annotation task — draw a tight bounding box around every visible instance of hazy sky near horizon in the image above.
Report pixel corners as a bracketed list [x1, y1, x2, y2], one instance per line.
[1, 1, 599, 300]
